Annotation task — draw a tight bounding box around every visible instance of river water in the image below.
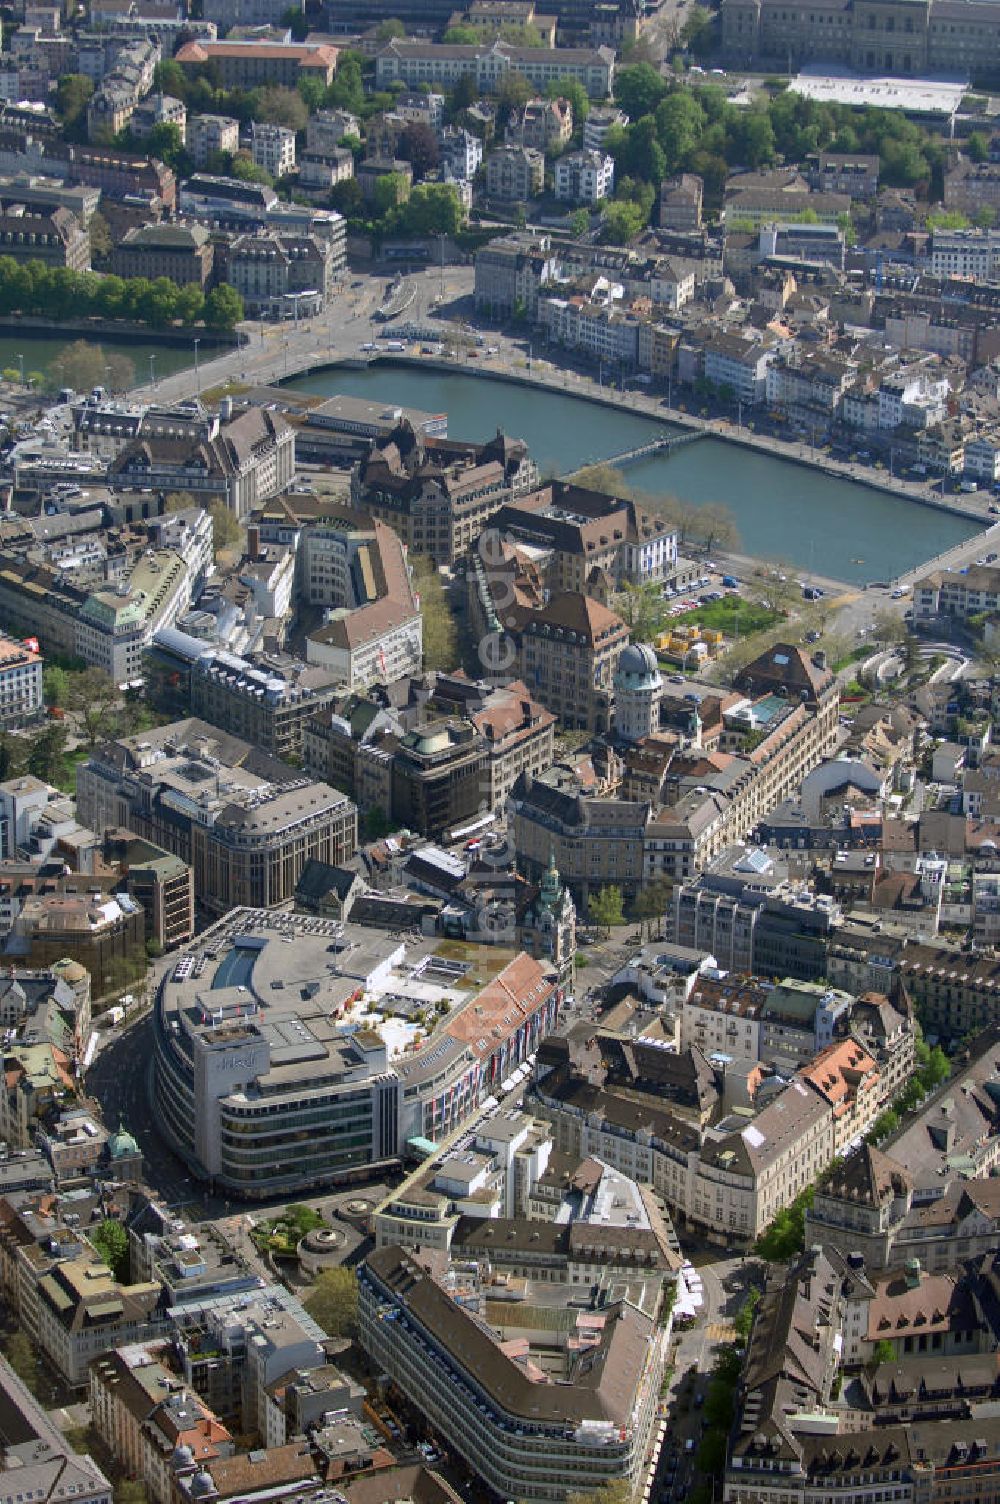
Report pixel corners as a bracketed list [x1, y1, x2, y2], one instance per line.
[289, 362, 979, 584]
[0, 332, 195, 390]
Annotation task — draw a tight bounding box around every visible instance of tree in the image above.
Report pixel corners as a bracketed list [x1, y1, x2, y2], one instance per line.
[654, 90, 704, 173]
[409, 554, 458, 671]
[165, 491, 196, 513]
[694, 501, 739, 552]
[4, 1330, 42, 1397]
[327, 54, 364, 114]
[90, 1217, 130, 1281]
[569, 207, 590, 237]
[230, 152, 274, 186]
[588, 884, 624, 937]
[546, 76, 590, 125]
[374, 17, 406, 39]
[43, 665, 69, 707]
[870, 608, 908, 644]
[330, 177, 364, 217]
[298, 73, 326, 112]
[733, 1282, 761, 1340]
[175, 284, 205, 326]
[373, 172, 409, 217]
[282, 3, 310, 38]
[364, 805, 392, 840]
[632, 879, 672, 939]
[618, 115, 666, 184]
[495, 71, 533, 127]
[204, 284, 244, 332]
[257, 85, 309, 132]
[56, 74, 94, 139]
[601, 198, 647, 243]
[974, 206, 997, 229]
[924, 1044, 950, 1088]
[209, 502, 243, 559]
[67, 668, 121, 747]
[680, 4, 715, 56]
[398, 121, 440, 179]
[394, 182, 465, 236]
[870, 1337, 897, 1368]
[304, 1266, 358, 1337]
[614, 62, 668, 119]
[27, 722, 68, 784]
[89, 211, 113, 263]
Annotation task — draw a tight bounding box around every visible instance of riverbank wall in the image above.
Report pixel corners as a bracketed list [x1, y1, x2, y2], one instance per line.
[0, 316, 242, 351]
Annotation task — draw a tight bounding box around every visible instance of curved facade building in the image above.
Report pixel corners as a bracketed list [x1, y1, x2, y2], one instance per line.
[152, 909, 560, 1196]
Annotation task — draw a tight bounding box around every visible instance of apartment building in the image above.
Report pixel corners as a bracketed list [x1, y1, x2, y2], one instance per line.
[930, 229, 1000, 280]
[90, 1346, 233, 1504]
[36, 1256, 163, 1387]
[913, 563, 1000, 622]
[100, 829, 195, 952]
[187, 112, 239, 168]
[111, 222, 213, 287]
[352, 418, 537, 565]
[672, 850, 843, 982]
[251, 121, 295, 178]
[77, 719, 357, 916]
[474, 232, 558, 317]
[509, 591, 628, 734]
[305, 677, 554, 829]
[0, 1354, 112, 1504]
[0, 547, 196, 685]
[811, 151, 879, 198]
[374, 39, 614, 100]
[512, 95, 573, 151]
[554, 149, 614, 204]
[490, 479, 678, 592]
[703, 333, 775, 403]
[112, 405, 294, 520]
[659, 172, 703, 230]
[223, 230, 342, 319]
[484, 143, 544, 201]
[0, 202, 89, 270]
[174, 39, 339, 88]
[0, 634, 42, 725]
[358, 1245, 664, 1504]
[510, 762, 648, 908]
[129, 91, 186, 144]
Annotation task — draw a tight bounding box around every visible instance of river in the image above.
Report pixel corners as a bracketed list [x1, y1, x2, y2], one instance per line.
[289, 363, 979, 584]
[0, 332, 195, 391]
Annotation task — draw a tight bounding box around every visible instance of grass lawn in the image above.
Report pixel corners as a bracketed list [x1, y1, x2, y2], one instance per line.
[54, 745, 90, 796]
[671, 596, 783, 636]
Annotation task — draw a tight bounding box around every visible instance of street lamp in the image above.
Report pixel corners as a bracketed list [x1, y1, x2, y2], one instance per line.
[193, 338, 201, 395]
[148, 353, 157, 389]
[16, 353, 24, 387]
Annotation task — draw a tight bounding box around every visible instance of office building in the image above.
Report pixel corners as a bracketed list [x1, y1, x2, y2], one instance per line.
[358, 1244, 664, 1504]
[152, 913, 560, 1194]
[77, 719, 357, 916]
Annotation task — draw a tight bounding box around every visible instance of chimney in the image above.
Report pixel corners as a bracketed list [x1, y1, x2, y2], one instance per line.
[247, 526, 260, 561]
[813, 650, 828, 670]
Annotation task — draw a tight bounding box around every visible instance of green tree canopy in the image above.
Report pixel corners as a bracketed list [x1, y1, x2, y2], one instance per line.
[588, 884, 625, 935]
[204, 285, 244, 332]
[304, 1266, 358, 1337]
[90, 1217, 130, 1281]
[614, 62, 668, 119]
